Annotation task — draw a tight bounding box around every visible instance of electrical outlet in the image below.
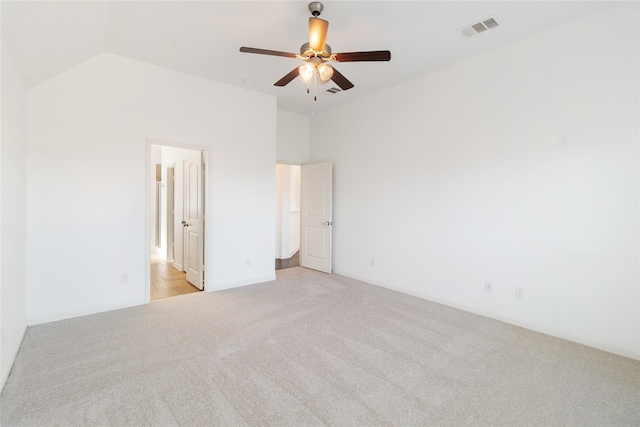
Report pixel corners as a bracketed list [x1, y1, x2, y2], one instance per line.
[246, 258, 251, 267]
[120, 274, 129, 285]
[370, 258, 375, 267]
[485, 281, 493, 293]
[515, 287, 524, 299]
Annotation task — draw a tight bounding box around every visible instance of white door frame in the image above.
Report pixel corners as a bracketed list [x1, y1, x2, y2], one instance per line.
[145, 139, 209, 303]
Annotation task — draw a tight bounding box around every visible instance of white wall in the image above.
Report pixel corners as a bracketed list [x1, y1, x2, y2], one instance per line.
[27, 53, 276, 324]
[0, 39, 28, 389]
[310, 8, 639, 359]
[277, 110, 310, 165]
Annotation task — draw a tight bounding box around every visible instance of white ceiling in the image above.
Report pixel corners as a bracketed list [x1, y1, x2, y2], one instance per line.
[2, 1, 637, 116]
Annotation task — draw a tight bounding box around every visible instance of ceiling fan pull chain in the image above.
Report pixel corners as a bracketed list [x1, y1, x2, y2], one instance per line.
[314, 70, 318, 101]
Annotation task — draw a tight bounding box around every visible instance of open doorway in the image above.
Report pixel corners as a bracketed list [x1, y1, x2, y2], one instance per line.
[150, 144, 206, 300]
[275, 163, 301, 270]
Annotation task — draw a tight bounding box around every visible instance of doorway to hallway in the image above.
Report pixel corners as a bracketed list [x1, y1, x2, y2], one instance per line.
[275, 163, 301, 270]
[275, 162, 334, 273]
[150, 144, 206, 300]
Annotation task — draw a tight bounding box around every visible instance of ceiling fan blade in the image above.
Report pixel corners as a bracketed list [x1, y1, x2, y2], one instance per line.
[330, 67, 354, 91]
[333, 51, 391, 62]
[274, 67, 301, 87]
[239, 47, 298, 59]
[309, 17, 329, 51]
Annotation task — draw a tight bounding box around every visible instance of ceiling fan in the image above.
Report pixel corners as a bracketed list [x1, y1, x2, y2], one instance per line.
[239, 2, 391, 101]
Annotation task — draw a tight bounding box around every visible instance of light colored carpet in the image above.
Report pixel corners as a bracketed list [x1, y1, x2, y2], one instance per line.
[1, 267, 639, 426]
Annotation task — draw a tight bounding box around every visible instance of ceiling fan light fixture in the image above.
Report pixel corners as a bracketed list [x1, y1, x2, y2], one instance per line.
[309, 17, 329, 52]
[317, 63, 333, 82]
[298, 63, 315, 84]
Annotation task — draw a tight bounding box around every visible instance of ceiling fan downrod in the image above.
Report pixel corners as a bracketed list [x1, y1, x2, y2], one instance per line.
[308, 2, 324, 17]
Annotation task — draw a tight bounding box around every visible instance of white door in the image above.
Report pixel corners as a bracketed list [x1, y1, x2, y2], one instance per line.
[166, 166, 175, 261]
[300, 162, 332, 273]
[183, 152, 203, 289]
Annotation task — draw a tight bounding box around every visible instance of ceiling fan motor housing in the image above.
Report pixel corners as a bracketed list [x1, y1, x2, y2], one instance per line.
[300, 42, 331, 59]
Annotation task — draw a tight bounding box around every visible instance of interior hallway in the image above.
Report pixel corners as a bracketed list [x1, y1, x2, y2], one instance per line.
[150, 252, 200, 300]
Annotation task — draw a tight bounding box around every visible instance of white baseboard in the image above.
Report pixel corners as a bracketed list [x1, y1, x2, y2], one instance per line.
[276, 247, 300, 260]
[1, 324, 27, 393]
[333, 270, 640, 361]
[285, 247, 299, 259]
[27, 298, 146, 326]
[207, 274, 276, 292]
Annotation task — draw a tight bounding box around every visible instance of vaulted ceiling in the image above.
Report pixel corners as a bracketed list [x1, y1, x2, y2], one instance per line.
[2, 1, 637, 115]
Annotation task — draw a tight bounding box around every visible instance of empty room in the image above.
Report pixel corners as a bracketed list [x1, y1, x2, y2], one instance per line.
[1, 1, 638, 425]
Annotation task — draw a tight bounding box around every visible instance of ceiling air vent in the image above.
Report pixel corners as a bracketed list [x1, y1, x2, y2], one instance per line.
[326, 87, 342, 94]
[459, 15, 500, 38]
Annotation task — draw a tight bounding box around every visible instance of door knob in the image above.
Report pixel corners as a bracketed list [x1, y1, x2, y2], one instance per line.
[324, 221, 333, 226]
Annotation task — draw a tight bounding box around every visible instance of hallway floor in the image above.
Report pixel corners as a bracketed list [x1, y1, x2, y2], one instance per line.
[150, 252, 200, 300]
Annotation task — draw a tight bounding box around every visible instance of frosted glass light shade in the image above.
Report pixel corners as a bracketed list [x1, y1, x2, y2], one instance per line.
[309, 18, 329, 51]
[298, 63, 315, 84]
[317, 63, 333, 82]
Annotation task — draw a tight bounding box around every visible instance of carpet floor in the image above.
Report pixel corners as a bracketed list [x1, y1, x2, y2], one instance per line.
[1, 267, 639, 426]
